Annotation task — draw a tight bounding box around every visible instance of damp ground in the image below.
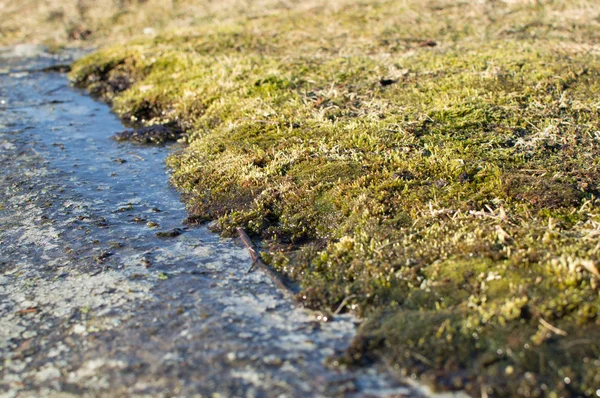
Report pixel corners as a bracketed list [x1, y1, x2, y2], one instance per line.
[0, 46, 453, 398]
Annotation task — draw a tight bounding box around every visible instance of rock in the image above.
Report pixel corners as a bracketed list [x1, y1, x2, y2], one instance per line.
[113, 123, 183, 145]
[155, 228, 184, 238]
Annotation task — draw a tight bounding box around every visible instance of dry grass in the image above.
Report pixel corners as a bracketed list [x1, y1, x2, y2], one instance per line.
[0, 0, 321, 46]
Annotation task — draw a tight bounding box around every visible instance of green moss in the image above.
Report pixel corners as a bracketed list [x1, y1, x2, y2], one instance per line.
[70, 0, 600, 396]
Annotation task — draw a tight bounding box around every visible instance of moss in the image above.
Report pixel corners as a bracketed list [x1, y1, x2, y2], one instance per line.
[68, 0, 600, 396]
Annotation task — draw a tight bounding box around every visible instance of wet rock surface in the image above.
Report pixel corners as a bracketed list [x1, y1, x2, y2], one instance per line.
[113, 123, 184, 145]
[0, 48, 431, 397]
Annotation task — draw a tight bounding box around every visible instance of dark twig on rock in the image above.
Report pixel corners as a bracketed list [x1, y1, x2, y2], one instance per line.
[237, 227, 261, 268]
[237, 227, 295, 298]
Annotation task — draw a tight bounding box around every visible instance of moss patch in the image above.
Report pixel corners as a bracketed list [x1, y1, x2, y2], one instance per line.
[69, 0, 600, 396]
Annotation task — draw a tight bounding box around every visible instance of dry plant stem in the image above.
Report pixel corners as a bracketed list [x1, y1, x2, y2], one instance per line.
[539, 317, 568, 337]
[333, 294, 358, 315]
[237, 227, 295, 298]
[237, 227, 262, 266]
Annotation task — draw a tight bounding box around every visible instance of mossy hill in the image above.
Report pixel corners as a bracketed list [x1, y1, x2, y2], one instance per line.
[67, 1, 600, 396]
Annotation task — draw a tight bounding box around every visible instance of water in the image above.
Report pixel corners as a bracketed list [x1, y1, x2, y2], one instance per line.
[0, 46, 449, 397]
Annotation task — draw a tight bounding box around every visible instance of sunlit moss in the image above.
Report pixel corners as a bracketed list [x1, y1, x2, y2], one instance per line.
[70, 0, 600, 396]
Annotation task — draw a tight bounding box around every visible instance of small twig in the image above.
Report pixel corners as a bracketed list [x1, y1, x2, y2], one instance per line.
[16, 307, 40, 315]
[44, 85, 65, 95]
[333, 294, 358, 315]
[237, 227, 261, 267]
[539, 318, 568, 336]
[563, 339, 592, 349]
[408, 350, 433, 366]
[237, 228, 295, 298]
[130, 153, 145, 161]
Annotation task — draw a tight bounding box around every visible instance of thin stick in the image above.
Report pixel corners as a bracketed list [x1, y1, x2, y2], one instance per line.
[237, 227, 261, 265]
[409, 350, 433, 366]
[333, 294, 357, 315]
[539, 317, 568, 336]
[237, 227, 295, 298]
[130, 153, 145, 161]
